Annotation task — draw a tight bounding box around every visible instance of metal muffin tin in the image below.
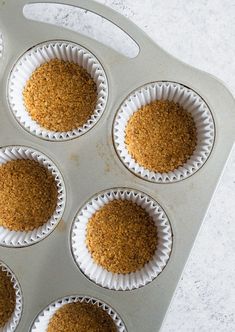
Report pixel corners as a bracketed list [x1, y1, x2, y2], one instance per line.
[0, 0, 235, 331]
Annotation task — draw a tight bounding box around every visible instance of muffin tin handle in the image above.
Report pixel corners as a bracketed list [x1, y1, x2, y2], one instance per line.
[0, 0, 160, 58]
[53, 0, 151, 53]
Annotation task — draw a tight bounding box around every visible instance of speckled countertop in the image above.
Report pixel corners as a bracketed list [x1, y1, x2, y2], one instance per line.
[21, 1, 235, 331]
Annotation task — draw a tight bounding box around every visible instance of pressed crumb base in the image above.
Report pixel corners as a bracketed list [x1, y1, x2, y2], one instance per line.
[86, 200, 158, 274]
[125, 100, 197, 173]
[0, 159, 58, 231]
[23, 59, 97, 132]
[0, 269, 16, 328]
[47, 302, 116, 332]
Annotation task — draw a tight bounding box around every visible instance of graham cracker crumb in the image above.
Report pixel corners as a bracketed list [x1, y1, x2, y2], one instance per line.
[125, 100, 197, 173]
[0, 159, 58, 231]
[23, 59, 97, 132]
[47, 302, 116, 332]
[0, 269, 16, 327]
[86, 200, 157, 274]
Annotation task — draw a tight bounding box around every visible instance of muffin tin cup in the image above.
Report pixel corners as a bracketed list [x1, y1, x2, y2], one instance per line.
[30, 295, 126, 332]
[71, 188, 172, 291]
[0, 261, 22, 332]
[113, 81, 215, 183]
[0, 146, 66, 247]
[8, 40, 108, 141]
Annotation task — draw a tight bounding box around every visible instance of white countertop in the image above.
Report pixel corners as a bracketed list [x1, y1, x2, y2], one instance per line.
[24, 1, 235, 331]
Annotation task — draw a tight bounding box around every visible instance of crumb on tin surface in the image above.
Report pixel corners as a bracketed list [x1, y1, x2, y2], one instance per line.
[0, 159, 57, 231]
[47, 302, 116, 332]
[125, 100, 197, 173]
[86, 199, 158, 274]
[23, 59, 97, 132]
[0, 269, 16, 327]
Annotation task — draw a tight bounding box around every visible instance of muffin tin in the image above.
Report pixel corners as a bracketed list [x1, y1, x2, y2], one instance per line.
[0, 0, 235, 331]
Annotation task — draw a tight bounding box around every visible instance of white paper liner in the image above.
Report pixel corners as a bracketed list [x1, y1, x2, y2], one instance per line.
[0, 261, 22, 332]
[8, 40, 108, 141]
[113, 82, 215, 183]
[0, 146, 65, 247]
[71, 188, 172, 291]
[30, 295, 126, 332]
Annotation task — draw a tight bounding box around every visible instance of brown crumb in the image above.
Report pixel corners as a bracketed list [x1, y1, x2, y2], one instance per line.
[23, 59, 97, 132]
[0, 159, 58, 231]
[47, 302, 116, 332]
[125, 100, 197, 173]
[86, 200, 157, 274]
[0, 269, 16, 327]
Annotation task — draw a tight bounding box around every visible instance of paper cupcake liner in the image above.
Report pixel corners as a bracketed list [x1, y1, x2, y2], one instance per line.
[71, 188, 172, 291]
[113, 82, 215, 183]
[0, 261, 22, 332]
[8, 40, 108, 141]
[30, 295, 126, 332]
[0, 146, 65, 247]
